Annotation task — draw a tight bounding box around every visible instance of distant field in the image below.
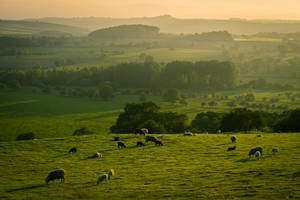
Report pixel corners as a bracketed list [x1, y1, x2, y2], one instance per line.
[1, 87, 300, 141]
[0, 133, 299, 199]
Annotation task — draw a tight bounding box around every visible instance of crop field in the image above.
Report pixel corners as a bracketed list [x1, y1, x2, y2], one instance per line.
[0, 133, 299, 199]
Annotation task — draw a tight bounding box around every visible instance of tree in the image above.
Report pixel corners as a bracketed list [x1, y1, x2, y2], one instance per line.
[274, 108, 300, 132]
[220, 108, 266, 132]
[139, 93, 147, 102]
[163, 88, 180, 103]
[190, 112, 222, 132]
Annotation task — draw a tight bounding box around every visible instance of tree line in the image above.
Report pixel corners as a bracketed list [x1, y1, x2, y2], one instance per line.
[0, 60, 240, 90]
[111, 101, 300, 133]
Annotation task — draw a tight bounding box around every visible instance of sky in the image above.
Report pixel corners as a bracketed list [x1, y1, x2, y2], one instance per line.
[1, 0, 300, 20]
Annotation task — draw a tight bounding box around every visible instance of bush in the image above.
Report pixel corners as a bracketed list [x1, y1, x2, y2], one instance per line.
[73, 127, 94, 136]
[16, 132, 36, 141]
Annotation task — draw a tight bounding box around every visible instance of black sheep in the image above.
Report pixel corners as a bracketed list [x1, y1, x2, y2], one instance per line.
[227, 146, 236, 151]
[136, 141, 145, 147]
[68, 147, 77, 153]
[118, 142, 126, 148]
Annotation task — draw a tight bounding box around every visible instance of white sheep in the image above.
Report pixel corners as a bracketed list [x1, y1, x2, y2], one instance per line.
[108, 169, 115, 180]
[249, 146, 263, 158]
[97, 174, 108, 184]
[88, 152, 102, 159]
[183, 131, 193, 136]
[255, 151, 261, 160]
[272, 147, 279, 153]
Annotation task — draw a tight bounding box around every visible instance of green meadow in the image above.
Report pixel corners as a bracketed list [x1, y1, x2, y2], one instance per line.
[0, 133, 299, 199]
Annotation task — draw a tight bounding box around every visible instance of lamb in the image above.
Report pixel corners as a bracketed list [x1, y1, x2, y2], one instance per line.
[155, 140, 163, 146]
[249, 146, 263, 158]
[136, 141, 145, 147]
[68, 147, 77, 153]
[108, 169, 114, 180]
[145, 135, 157, 143]
[227, 146, 236, 151]
[272, 147, 279, 153]
[97, 174, 108, 184]
[88, 152, 102, 158]
[45, 169, 66, 184]
[230, 136, 237, 143]
[118, 142, 126, 148]
[255, 151, 261, 160]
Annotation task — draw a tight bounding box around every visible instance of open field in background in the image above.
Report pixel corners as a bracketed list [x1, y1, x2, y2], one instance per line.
[0, 133, 299, 199]
[1, 87, 300, 141]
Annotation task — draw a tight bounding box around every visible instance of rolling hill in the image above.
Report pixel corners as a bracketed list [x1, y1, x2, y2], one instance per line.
[27, 15, 300, 35]
[0, 20, 88, 36]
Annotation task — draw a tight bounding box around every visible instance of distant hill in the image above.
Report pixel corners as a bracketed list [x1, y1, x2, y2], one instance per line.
[0, 20, 88, 36]
[89, 24, 160, 39]
[26, 15, 300, 35]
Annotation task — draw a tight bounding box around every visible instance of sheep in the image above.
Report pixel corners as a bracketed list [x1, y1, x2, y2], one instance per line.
[68, 147, 77, 153]
[45, 169, 66, 184]
[249, 146, 263, 158]
[118, 142, 126, 148]
[135, 128, 148, 136]
[230, 136, 237, 143]
[88, 152, 102, 158]
[183, 131, 193, 136]
[227, 146, 236, 151]
[108, 169, 114, 180]
[217, 130, 222, 134]
[136, 141, 145, 147]
[155, 140, 163, 146]
[257, 134, 261, 137]
[145, 135, 157, 143]
[97, 174, 108, 184]
[255, 151, 261, 160]
[272, 147, 279, 153]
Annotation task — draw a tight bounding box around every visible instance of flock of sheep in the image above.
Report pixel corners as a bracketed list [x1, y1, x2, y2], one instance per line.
[45, 129, 279, 185]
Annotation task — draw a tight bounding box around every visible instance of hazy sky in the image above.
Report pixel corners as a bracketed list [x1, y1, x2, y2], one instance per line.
[1, 0, 300, 20]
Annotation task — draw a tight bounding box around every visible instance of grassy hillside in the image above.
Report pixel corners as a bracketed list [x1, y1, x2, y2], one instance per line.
[0, 20, 88, 36]
[0, 133, 299, 199]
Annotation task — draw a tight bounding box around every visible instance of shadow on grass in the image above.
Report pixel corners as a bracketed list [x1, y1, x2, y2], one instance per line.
[235, 158, 254, 163]
[6, 184, 44, 193]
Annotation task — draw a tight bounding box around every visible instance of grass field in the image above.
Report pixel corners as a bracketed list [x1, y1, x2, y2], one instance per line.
[0, 133, 299, 199]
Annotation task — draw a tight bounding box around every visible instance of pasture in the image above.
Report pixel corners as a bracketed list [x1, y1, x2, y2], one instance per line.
[0, 133, 299, 199]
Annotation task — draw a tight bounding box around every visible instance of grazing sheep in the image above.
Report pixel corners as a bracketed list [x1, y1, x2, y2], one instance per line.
[157, 135, 163, 138]
[155, 140, 163, 146]
[68, 147, 77, 153]
[145, 135, 157, 143]
[217, 130, 222, 134]
[227, 146, 236, 151]
[136, 128, 148, 136]
[255, 151, 261, 160]
[97, 174, 108, 184]
[88, 152, 102, 158]
[257, 134, 261, 137]
[118, 142, 126, 148]
[136, 141, 145, 147]
[272, 147, 279, 153]
[183, 131, 193, 136]
[45, 169, 66, 184]
[108, 169, 114, 180]
[249, 146, 263, 158]
[230, 136, 237, 143]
